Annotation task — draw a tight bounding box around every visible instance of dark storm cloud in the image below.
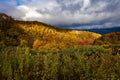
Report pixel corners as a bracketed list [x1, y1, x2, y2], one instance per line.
[0, 0, 120, 29]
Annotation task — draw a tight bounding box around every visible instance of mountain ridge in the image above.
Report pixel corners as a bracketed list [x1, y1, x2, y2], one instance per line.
[86, 27, 120, 34]
[56, 23, 120, 34]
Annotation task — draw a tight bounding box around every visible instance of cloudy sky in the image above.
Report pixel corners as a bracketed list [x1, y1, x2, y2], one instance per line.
[0, 0, 120, 29]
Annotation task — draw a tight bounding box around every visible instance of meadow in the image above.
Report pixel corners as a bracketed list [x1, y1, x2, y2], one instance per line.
[0, 45, 120, 80]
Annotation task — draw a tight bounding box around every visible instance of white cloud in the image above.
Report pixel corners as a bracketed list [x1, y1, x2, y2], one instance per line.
[81, 0, 91, 11]
[0, 0, 120, 29]
[17, 5, 42, 20]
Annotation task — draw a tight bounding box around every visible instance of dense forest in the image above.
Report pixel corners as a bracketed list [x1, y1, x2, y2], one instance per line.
[0, 13, 120, 80]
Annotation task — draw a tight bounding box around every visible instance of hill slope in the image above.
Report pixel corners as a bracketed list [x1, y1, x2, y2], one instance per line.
[0, 13, 101, 51]
[94, 32, 120, 45]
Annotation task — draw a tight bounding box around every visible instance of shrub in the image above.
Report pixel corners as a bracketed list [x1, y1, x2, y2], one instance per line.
[0, 42, 119, 80]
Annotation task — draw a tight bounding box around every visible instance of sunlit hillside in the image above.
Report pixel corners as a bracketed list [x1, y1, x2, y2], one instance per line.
[0, 13, 101, 51]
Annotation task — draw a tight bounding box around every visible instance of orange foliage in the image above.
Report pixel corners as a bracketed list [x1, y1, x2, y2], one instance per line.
[32, 39, 43, 50]
[78, 40, 92, 46]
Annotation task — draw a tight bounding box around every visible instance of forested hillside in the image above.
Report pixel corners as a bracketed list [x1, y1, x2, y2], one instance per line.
[94, 32, 120, 45]
[0, 13, 101, 51]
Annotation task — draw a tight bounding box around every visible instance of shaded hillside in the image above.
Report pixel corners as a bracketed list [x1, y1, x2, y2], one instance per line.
[0, 13, 101, 51]
[0, 13, 24, 46]
[94, 32, 120, 45]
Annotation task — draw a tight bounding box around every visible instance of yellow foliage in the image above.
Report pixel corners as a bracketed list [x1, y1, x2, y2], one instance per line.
[32, 39, 44, 50]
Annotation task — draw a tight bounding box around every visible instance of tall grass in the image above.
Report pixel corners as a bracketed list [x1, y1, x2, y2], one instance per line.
[0, 45, 120, 80]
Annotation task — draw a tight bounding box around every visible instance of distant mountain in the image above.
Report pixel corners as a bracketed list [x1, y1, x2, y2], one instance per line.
[86, 27, 120, 34]
[56, 23, 120, 34]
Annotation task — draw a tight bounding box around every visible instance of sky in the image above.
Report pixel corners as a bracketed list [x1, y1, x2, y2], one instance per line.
[0, 0, 120, 29]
